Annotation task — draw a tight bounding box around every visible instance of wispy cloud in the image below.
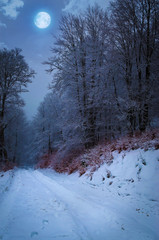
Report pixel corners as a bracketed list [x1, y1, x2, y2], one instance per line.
[0, 42, 8, 49]
[63, 0, 110, 14]
[0, 0, 24, 19]
[0, 21, 7, 28]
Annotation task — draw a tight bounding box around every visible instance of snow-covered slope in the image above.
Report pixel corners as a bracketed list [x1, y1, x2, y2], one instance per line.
[0, 149, 158, 240]
[89, 149, 159, 201]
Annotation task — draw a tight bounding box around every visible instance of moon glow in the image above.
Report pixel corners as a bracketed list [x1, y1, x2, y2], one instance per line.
[34, 12, 51, 29]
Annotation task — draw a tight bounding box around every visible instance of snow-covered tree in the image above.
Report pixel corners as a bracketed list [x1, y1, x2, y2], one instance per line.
[45, 6, 110, 148]
[109, 0, 159, 133]
[0, 48, 35, 162]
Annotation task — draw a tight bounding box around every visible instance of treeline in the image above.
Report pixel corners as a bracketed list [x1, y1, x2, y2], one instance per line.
[31, 0, 159, 160]
[0, 48, 35, 166]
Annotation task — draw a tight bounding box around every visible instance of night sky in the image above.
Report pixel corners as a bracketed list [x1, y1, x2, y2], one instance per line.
[0, 0, 109, 120]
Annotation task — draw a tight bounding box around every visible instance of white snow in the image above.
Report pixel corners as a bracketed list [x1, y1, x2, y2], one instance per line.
[0, 170, 14, 202]
[0, 149, 159, 240]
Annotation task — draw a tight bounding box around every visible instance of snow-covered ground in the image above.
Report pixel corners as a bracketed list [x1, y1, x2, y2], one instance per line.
[0, 149, 158, 240]
[0, 170, 14, 203]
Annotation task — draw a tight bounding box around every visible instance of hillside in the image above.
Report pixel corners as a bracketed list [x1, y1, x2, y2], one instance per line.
[37, 129, 159, 175]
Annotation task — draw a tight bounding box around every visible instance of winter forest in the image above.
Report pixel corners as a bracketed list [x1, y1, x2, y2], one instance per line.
[0, 0, 159, 167]
[0, 0, 159, 239]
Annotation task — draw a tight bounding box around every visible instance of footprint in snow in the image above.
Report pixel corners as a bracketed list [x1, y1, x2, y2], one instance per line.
[30, 231, 38, 238]
[43, 219, 49, 225]
[42, 219, 49, 229]
[121, 225, 125, 231]
[52, 199, 67, 211]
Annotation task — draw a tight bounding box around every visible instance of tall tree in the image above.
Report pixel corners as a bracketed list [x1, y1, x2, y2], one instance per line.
[109, 0, 159, 133]
[0, 48, 35, 162]
[45, 5, 110, 148]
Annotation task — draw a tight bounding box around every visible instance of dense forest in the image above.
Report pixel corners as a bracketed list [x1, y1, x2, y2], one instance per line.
[0, 0, 159, 167]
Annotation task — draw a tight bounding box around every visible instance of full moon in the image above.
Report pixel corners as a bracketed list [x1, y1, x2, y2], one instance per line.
[34, 12, 51, 29]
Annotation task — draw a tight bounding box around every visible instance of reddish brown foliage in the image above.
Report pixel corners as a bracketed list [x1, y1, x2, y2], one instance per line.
[35, 152, 57, 169]
[36, 129, 159, 175]
[0, 161, 16, 172]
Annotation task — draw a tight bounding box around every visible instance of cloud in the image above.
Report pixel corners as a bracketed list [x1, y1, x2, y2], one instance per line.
[63, 0, 110, 14]
[0, 0, 24, 19]
[0, 21, 7, 28]
[0, 42, 8, 49]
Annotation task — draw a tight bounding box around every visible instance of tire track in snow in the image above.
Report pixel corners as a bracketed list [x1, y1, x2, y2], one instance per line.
[34, 170, 159, 240]
[33, 170, 122, 240]
[29, 170, 91, 240]
[1, 169, 80, 240]
[19, 169, 86, 240]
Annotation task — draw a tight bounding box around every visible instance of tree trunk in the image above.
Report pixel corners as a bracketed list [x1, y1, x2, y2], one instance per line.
[0, 127, 7, 162]
[141, 0, 151, 131]
[0, 93, 7, 162]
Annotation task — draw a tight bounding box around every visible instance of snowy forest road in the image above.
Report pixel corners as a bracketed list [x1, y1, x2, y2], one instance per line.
[0, 169, 158, 240]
